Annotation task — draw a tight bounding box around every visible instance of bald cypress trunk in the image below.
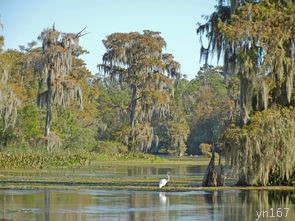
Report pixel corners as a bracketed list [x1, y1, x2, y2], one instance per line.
[130, 85, 137, 129]
[35, 26, 84, 147]
[203, 143, 225, 187]
[217, 157, 225, 186]
[44, 90, 51, 137]
[202, 152, 217, 187]
[129, 85, 138, 151]
[44, 72, 52, 137]
[240, 76, 252, 126]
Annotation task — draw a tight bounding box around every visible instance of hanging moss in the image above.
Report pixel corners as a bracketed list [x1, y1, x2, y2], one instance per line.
[198, 0, 295, 186]
[100, 31, 180, 152]
[0, 86, 19, 129]
[223, 107, 295, 185]
[121, 123, 155, 153]
[167, 120, 189, 157]
[0, 59, 19, 130]
[34, 26, 84, 139]
[198, 1, 295, 126]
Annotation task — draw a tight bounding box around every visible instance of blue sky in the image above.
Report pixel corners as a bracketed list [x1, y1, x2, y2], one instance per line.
[0, 0, 217, 79]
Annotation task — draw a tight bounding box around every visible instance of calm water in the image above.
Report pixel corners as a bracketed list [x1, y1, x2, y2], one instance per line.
[1, 189, 294, 221]
[0, 162, 294, 220]
[0, 163, 207, 180]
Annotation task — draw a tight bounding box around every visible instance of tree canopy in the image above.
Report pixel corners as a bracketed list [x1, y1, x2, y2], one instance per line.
[198, 0, 295, 185]
[99, 30, 181, 152]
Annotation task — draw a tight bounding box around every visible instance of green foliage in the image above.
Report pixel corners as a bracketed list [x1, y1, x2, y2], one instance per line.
[89, 152, 162, 162]
[51, 108, 96, 151]
[151, 83, 190, 156]
[17, 104, 43, 140]
[0, 123, 16, 147]
[0, 147, 163, 169]
[185, 64, 232, 154]
[94, 77, 130, 141]
[166, 120, 189, 156]
[196, 65, 227, 101]
[93, 140, 128, 154]
[174, 78, 200, 114]
[199, 143, 212, 157]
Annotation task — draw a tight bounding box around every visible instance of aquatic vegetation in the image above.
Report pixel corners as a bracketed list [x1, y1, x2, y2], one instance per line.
[0, 153, 89, 169]
[0, 151, 165, 169]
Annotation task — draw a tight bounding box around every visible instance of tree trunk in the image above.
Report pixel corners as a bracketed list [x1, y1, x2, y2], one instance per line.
[203, 146, 225, 187]
[130, 85, 137, 129]
[202, 152, 217, 187]
[129, 84, 138, 151]
[217, 157, 225, 186]
[45, 74, 52, 138]
[44, 90, 51, 137]
[240, 76, 251, 126]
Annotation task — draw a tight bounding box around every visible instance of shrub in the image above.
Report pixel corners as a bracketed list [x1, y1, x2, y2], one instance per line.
[199, 143, 212, 157]
[94, 141, 128, 154]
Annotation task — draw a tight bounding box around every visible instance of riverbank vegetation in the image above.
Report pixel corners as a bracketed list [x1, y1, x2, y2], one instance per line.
[0, 0, 294, 186]
[0, 151, 162, 169]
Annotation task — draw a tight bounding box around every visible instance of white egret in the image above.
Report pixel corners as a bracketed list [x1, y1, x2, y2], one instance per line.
[159, 172, 170, 188]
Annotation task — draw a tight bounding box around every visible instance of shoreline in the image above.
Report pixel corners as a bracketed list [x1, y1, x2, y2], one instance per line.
[1, 180, 294, 192]
[1, 156, 293, 192]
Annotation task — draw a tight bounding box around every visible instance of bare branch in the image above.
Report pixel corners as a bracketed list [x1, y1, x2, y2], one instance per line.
[75, 27, 89, 38]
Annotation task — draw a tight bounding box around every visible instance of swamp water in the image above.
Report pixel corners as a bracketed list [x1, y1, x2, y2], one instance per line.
[1, 189, 294, 221]
[0, 163, 294, 221]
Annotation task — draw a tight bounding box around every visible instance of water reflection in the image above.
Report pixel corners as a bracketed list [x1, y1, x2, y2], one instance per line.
[0, 189, 294, 221]
[159, 192, 169, 207]
[0, 164, 207, 180]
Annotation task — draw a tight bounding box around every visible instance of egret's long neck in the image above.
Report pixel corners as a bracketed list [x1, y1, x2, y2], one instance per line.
[167, 174, 170, 181]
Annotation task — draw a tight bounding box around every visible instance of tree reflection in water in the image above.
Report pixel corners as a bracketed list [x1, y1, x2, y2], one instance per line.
[0, 189, 294, 221]
[204, 190, 295, 221]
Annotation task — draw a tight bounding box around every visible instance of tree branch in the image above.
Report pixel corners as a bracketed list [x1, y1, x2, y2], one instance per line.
[75, 27, 89, 38]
